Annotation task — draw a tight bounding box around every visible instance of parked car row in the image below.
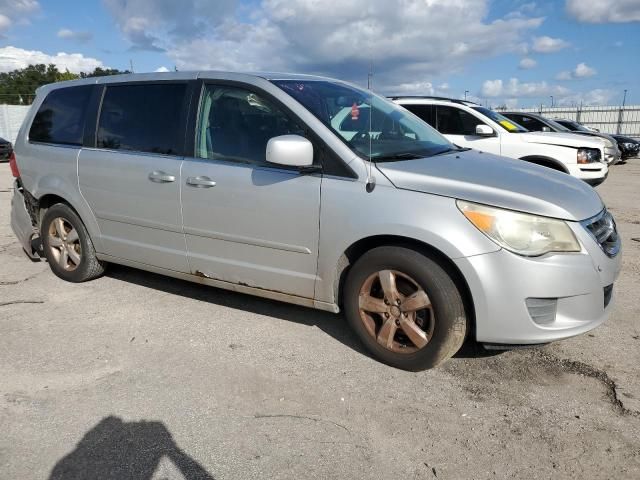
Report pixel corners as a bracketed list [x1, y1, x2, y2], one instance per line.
[391, 96, 611, 186]
[0, 137, 12, 162]
[551, 118, 640, 161]
[501, 113, 623, 165]
[9, 72, 621, 370]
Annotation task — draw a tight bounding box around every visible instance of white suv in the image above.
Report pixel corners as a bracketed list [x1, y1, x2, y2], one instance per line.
[392, 97, 608, 186]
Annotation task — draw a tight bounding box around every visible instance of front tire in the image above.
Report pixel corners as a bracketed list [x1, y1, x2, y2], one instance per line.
[41, 203, 105, 282]
[344, 246, 467, 370]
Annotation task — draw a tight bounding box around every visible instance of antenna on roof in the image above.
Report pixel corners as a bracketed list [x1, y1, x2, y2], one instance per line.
[366, 59, 375, 193]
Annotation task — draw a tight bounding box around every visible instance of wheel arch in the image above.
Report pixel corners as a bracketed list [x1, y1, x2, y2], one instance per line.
[335, 234, 476, 335]
[519, 155, 569, 173]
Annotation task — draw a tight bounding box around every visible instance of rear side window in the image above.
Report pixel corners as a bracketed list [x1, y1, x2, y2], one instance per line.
[29, 85, 92, 146]
[97, 83, 187, 155]
[402, 104, 436, 128]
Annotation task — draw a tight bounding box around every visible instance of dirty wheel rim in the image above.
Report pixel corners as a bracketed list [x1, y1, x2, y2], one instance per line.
[358, 270, 435, 354]
[47, 217, 82, 271]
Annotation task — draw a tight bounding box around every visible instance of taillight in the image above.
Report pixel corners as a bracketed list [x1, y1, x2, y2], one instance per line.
[8, 151, 19, 178]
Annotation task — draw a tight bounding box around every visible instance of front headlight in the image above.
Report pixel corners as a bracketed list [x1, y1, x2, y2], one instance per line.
[577, 147, 601, 164]
[457, 200, 581, 256]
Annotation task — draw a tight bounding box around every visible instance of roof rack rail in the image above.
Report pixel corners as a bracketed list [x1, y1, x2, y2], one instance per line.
[387, 95, 479, 106]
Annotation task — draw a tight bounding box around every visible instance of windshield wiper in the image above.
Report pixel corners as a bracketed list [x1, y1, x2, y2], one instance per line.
[373, 152, 426, 162]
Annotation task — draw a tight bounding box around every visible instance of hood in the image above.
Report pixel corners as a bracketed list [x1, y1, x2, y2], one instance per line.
[518, 131, 606, 149]
[376, 150, 603, 221]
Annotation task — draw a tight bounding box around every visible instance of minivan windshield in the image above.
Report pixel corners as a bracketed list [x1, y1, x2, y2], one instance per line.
[271, 80, 457, 161]
[472, 107, 528, 133]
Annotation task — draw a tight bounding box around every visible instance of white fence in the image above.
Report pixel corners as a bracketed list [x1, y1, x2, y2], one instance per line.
[0, 105, 30, 143]
[496, 105, 640, 138]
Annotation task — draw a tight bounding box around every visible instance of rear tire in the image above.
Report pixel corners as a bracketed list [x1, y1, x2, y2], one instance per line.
[41, 203, 105, 282]
[343, 246, 467, 371]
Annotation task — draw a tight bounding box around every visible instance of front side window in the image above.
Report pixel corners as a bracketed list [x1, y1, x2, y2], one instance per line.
[97, 83, 186, 155]
[29, 85, 92, 146]
[435, 106, 481, 135]
[196, 85, 305, 166]
[271, 80, 454, 161]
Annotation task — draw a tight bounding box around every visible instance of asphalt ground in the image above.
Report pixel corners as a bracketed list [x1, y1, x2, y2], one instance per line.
[1, 159, 639, 479]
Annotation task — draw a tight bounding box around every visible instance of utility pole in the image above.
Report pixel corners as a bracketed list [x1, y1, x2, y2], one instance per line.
[617, 89, 627, 134]
[129, 59, 134, 73]
[367, 60, 373, 90]
[550, 96, 554, 107]
[464, 90, 468, 100]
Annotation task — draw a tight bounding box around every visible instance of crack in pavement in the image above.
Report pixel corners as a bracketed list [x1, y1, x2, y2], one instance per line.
[253, 414, 350, 433]
[533, 350, 639, 418]
[0, 300, 45, 307]
[0, 270, 45, 286]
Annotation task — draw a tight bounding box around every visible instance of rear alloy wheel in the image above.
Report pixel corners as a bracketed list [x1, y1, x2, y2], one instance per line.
[344, 246, 467, 370]
[41, 203, 105, 282]
[47, 217, 82, 272]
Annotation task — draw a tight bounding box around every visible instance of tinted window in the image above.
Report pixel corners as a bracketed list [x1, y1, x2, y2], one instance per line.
[196, 85, 305, 166]
[436, 106, 481, 135]
[403, 104, 436, 127]
[29, 85, 92, 145]
[97, 83, 186, 155]
[508, 114, 547, 132]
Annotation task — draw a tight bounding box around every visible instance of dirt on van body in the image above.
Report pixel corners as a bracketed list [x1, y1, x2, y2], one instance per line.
[1, 161, 639, 479]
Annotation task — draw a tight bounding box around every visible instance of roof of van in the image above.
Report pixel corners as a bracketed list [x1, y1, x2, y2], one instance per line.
[36, 71, 341, 94]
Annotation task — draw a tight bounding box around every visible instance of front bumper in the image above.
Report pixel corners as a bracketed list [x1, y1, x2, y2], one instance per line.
[454, 218, 621, 344]
[566, 162, 608, 184]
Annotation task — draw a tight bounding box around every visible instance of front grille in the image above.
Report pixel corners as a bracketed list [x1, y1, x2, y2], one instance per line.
[603, 284, 613, 308]
[582, 209, 620, 257]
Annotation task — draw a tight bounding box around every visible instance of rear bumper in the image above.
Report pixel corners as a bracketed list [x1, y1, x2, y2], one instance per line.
[10, 180, 39, 259]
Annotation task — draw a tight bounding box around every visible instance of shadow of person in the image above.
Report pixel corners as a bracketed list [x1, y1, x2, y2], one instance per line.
[48, 416, 214, 480]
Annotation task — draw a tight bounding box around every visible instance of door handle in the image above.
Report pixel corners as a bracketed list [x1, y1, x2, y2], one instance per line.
[186, 176, 217, 188]
[148, 171, 176, 183]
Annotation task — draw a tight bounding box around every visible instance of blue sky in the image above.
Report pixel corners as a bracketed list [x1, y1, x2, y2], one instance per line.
[0, 0, 638, 107]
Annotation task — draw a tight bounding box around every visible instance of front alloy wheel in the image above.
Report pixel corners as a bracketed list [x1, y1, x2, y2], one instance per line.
[358, 270, 434, 353]
[344, 246, 467, 370]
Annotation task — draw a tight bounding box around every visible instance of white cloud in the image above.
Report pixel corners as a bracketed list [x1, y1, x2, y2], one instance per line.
[531, 35, 570, 53]
[0, 0, 39, 35]
[0, 46, 104, 73]
[566, 0, 640, 23]
[556, 62, 597, 80]
[481, 79, 504, 97]
[557, 89, 615, 106]
[154, 66, 170, 72]
[482, 77, 570, 98]
[518, 57, 537, 69]
[105, 0, 544, 90]
[57, 28, 93, 43]
[574, 62, 596, 78]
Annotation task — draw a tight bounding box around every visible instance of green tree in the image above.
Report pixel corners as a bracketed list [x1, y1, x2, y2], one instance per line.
[0, 64, 131, 105]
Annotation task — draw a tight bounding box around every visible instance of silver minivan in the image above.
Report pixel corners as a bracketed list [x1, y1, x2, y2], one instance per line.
[9, 72, 621, 370]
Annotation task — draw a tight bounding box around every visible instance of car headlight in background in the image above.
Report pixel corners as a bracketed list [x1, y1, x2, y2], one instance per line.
[457, 200, 581, 256]
[577, 147, 601, 164]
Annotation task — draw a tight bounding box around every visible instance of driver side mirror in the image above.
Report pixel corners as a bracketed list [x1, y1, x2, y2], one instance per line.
[542, 126, 551, 132]
[266, 135, 314, 168]
[475, 124, 495, 136]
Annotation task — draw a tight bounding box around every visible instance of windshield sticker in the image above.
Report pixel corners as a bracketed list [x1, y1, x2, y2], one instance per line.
[499, 120, 518, 131]
[351, 103, 360, 120]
